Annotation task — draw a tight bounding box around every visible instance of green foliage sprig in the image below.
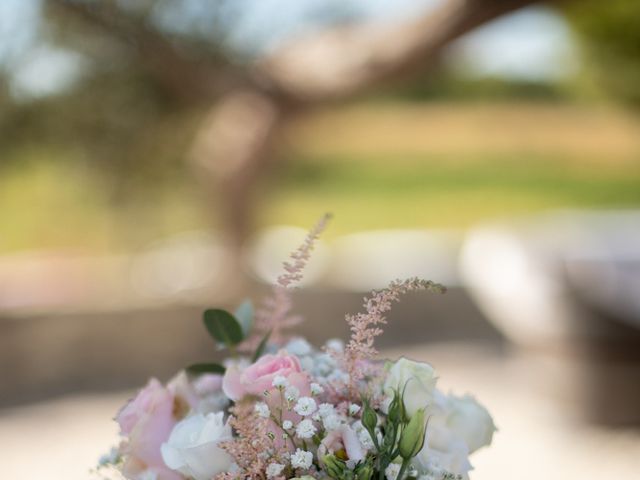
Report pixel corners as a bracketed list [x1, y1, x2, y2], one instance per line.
[359, 389, 427, 480]
[186, 301, 267, 376]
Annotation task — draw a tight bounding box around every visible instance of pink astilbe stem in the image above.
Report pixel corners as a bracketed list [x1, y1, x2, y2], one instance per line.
[217, 404, 272, 480]
[343, 277, 445, 396]
[245, 213, 331, 349]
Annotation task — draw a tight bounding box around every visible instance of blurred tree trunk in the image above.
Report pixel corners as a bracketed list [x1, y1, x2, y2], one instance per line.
[188, 91, 290, 252]
[188, 0, 544, 249]
[51, 0, 550, 251]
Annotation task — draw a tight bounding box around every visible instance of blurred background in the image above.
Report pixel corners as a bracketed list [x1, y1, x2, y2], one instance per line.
[1, 0, 640, 479]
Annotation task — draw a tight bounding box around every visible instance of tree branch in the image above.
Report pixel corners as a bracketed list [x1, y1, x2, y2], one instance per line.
[255, 0, 546, 102]
[46, 0, 244, 104]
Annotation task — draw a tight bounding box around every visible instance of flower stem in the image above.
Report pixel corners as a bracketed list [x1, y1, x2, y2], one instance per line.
[397, 459, 410, 480]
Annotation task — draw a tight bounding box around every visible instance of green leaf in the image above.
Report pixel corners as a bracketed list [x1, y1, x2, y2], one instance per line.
[252, 330, 272, 362]
[186, 363, 226, 375]
[203, 309, 244, 347]
[234, 299, 254, 336]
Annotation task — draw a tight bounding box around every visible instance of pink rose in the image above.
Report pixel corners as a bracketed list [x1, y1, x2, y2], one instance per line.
[116, 379, 181, 479]
[121, 457, 183, 480]
[318, 425, 366, 464]
[222, 352, 310, 401]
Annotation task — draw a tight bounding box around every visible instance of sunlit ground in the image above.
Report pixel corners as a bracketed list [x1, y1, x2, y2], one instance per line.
[1, 342, 638, 480]
[2, 101, 640, 252]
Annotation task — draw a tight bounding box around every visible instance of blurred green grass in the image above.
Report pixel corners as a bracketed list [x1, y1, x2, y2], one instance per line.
[264, 153, 640, 234]
[2, 102, 640, 252]
[264, 101, 640, 233]
[0, 149, 206, 253]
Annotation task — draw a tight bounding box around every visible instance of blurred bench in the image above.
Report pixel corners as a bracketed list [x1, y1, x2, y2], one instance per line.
[461, 210, 640, 425]
[0, 229, 500, 407]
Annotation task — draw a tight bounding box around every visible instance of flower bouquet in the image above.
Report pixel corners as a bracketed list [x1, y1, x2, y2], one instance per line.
[98, 215, 495, 480]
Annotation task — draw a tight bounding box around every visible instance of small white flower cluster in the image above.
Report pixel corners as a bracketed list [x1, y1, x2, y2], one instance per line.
[266, 462, 285, 478]
[352, 420, 378, 450]
[295, 419, 316, 439]
[285, 338, 349, 383]
[272, 375, 288, 388]
[293, 397, 317, 416]
[285, 386, 300, 402]
[317, 403, 335, 417]
[255, 402, 270, 418]
[314, 402, 344, 431]
[323, 413, 342, 431]
[282, 420, 293, 430]
[98, 447, 120, 466]
[265, 448, 313, 477]
[290, 448, 313, 469]
[271, 375, 303, 403]
[385, 463, 401, 480]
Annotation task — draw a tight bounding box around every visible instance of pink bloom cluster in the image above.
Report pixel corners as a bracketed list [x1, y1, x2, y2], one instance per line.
[222, 353, 310, 401]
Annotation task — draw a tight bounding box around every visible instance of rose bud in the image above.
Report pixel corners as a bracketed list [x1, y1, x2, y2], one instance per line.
[323, 454, 347, 479]
[387, 392, 402, 425]
[355, 462, 374, 480]
[398, 408, 427, 460]
[361, 401, 378, 436]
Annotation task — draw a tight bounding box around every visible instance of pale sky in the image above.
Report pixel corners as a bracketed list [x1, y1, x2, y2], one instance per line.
[450, 6, 577, 80]
[0, 0, 578, 99]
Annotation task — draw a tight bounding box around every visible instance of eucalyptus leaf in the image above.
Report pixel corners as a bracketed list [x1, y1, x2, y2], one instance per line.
[234, 299, 254, 336]
[203, 309, 244, 347]
[186, 363, 226, 375]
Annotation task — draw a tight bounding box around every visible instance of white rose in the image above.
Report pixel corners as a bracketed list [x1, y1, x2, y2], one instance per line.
[384, 357, 437, 418]
[161, 412, 233, 480]
[414, 424, 472, 479]
[444, 395, 495, 453]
